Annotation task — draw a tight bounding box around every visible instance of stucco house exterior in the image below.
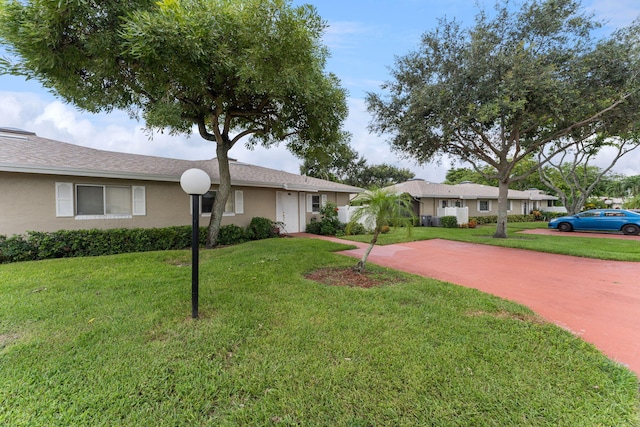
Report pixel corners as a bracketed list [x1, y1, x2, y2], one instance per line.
[0, 127, 362, 236]
[386, 179, 560, 221]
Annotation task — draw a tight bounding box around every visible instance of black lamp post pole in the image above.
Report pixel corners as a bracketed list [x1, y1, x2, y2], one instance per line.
[191, 194, 200, 319]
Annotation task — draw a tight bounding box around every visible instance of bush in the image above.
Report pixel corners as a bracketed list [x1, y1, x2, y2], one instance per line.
[305, 218, 322, 234]
[440, 216, 458, 228]
[246, 217, 280, 240]
[218, 224, 248, 246]
[305, 202, 345, 236]
[345, 222, 367, 236]
[0, 226, 197, 264]
[469, 214, 537, 225]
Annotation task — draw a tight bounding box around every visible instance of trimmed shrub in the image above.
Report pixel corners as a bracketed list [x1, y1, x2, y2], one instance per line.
[440, 216, 458, 228]
[305, 202, 345, 236]
[305, 218, 322, 234]
[469, 214, 537, 225]
[345, 222, 367, 236]
[218, 224, 248, 246]
[246, 217, 279, 240]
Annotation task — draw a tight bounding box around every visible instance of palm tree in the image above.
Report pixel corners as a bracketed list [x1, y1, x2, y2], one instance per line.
[347, 188, 415, 273]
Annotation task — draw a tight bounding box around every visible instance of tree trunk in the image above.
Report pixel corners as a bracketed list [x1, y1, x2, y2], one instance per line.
[206, 143, 232, 248]
[353, 232, 379, 273]
[493, 179, 509, 238]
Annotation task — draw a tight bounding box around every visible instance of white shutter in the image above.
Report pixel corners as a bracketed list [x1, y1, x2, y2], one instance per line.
[235, 190, 244, 214]
[55, 182, 74, 217]
[132, 186, 146, 216]
[321, 194, 327, 207]
[306, 194, 312, 213]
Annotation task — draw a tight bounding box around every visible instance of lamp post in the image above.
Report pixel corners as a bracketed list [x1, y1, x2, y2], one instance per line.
[180, 168, 211, 319]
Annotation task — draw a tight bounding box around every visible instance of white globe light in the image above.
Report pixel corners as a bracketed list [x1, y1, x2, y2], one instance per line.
[180, 168, 211, 195]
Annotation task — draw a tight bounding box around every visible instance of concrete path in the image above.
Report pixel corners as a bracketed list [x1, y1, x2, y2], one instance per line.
[296, 233, 640, 376]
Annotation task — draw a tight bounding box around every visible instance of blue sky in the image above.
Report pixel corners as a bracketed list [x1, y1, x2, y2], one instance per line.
[1, 0, 639, 182]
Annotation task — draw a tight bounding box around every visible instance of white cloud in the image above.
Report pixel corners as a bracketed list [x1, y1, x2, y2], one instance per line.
[323, 21, 372, 51]
[587, 0, 640, 28]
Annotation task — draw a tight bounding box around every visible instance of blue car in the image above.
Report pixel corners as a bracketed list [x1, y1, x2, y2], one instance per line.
[548, 209, 640, 235]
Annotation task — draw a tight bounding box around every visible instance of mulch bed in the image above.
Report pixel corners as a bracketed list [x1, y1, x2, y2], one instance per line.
[305, 267, 391, 288]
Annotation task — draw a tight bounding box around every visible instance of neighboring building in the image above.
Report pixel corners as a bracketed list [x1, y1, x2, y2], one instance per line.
[386, 179, 560, 219]
[0, 128, 362, 236]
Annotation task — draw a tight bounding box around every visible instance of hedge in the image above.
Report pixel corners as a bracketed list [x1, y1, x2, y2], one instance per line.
[0, 220, 278, 264]
[469, 214, 537, 225]
[440, 216, 458, 228]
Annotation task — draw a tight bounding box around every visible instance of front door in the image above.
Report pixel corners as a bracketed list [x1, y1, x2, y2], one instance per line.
[276, 191, 299, 233]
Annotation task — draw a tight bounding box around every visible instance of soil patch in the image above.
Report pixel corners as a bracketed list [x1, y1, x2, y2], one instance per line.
[305, 267, 398, 288]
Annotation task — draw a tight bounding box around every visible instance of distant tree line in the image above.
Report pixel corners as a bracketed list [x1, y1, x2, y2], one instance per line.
[300, 144, 414, 189]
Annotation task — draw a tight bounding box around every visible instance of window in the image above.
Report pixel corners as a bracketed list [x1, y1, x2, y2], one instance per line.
[578, 211, 600, 218]
[55, 183, 145, 218]
[307, 194, 327, 214]
[201, 190, 243, 215]
[312, 195, 321, 213]
[478, 200, 490, 212]
[76, 185, 132, 215]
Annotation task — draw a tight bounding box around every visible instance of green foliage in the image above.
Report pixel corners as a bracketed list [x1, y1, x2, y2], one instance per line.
[300, 145, 414, 189]
[348, 189, 415, 234]
[0, 0, 348, 247]
[348, 188, 416, 271]
[0, 239, 637, 425]
[344, 222, 367, 236]
[305, 218, 322, 235]
[367, 0, 640, 237]
[217, 224, 248, 246]
[341, 221, 640, 261]
[469, 214, 536, 225]
[246, 217, 280, 240]
[0, 220, 277, 263]
[304, 202, 345, 236]
[0, 227, 194, 263]
[440, 216, 458, 228]
[623, 194, 640, 209]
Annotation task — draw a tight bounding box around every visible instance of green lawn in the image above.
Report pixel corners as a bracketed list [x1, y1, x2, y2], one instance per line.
[342, 222, 640, 261]
[1, 238, 638, 426]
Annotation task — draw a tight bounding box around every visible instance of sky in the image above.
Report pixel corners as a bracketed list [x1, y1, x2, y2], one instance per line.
[1, 0, 639, 183]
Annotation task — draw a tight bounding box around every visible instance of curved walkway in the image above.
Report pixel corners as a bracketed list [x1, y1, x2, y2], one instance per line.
[296, 233, 640, 376]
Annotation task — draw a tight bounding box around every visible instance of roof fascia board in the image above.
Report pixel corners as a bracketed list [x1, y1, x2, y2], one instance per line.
[0, 164, 180, 182]
[1, 164, 358, 193]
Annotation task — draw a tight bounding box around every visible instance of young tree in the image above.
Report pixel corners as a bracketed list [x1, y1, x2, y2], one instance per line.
[538, 138, 640, 214]
[0, 0, 348, 247]
[347, 188, 414, 273]
[367, 0, 640, 238]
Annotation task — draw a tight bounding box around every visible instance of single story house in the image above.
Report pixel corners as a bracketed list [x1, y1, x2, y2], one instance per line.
[386, 179, 561, 220]
[0, 127, 362, 236]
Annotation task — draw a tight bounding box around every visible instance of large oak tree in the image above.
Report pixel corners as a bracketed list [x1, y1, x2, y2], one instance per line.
[0, 0, 348, 246]
[367, 0, 640, 237]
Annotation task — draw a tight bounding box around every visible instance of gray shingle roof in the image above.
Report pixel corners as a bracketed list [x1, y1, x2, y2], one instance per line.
[387, 179, 557, 201]
[0, 128, 362, 193]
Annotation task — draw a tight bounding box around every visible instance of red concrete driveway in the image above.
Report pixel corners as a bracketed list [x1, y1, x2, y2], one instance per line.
[298, 234, 640, 376]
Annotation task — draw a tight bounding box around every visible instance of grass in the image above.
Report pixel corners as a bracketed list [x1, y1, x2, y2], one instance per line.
[342, 222, 640, 261]
[1, 238, 638, 426]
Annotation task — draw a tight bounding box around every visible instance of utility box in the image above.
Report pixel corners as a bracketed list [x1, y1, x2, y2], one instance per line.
[431, 216, 441, 227]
